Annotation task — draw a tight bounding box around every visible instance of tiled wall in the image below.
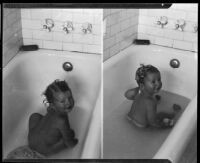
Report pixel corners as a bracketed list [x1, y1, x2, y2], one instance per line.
[103, 9, 139, 61]
[138, 3, 198, 52]
[3, 8, 23, 67]
[21, 9, 102, 54]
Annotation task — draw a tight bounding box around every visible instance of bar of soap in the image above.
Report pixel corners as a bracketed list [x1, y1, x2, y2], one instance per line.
[133, 39, 150, 45]
[19, 45, 39, 51]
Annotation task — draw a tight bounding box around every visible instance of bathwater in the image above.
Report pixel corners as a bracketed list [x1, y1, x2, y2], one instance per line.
[103, 90, 190, 159]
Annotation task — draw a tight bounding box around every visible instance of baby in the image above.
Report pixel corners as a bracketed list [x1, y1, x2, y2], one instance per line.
[7, 80, 78, 159]
[125, 64, 181, 128]
[28, 80, 78, 157]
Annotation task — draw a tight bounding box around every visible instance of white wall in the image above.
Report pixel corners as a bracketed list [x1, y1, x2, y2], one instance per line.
[21, 9, 102, 54]
[3, 8, 23, 67]
[138, 3, 198, 52]
[103, 9, 139, 61]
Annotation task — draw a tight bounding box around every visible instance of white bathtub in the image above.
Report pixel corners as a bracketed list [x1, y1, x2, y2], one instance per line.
[3, 49, 101, 159]
[103, 45, 197, 162]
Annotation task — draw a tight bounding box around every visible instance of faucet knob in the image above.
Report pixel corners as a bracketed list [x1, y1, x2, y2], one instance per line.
[174, 19, 186, 31]
[63, 21, 74, 34]
[156, 16, 168, 28]
[192, 23, 198, 33]
[82, 22, 92, 34]
[43, 18, 54, 32]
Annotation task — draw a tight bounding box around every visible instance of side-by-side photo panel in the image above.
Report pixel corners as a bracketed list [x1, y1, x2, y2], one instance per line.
[103, 4, 197, 162]
[3, 7, 102, 159]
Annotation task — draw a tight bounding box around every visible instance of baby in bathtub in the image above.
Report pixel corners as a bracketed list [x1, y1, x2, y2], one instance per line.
[125, 64, 181, 128]
[6, 80, 78, 159]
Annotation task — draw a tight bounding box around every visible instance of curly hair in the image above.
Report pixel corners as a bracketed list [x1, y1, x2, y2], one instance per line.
[135, 64, 160, 86]
[43, 79, 71, 104]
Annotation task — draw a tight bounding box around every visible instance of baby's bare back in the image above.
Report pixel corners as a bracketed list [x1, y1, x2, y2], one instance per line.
[28, 112, 73, 155]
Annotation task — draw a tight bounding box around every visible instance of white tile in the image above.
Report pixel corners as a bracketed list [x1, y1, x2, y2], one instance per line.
[147, 9, 167, 17]
[109, 12, 120, 26]
[73, 13, 93, 24]
[167, 9, 187, 19]
[83, 44, 101, 54]
[93, 13, 102, 25]
[93, 35, 101, 45]
[120, 19, 130, 31]
[104, 35, 116, 49]
[22, 29, 32, 38]
[192, 42, 197, 52]
[62, 33, 73, 43]
[183, 32, 197, 42]
[63, 42, 83, 51]
[137, 24, 146, 34]
[119, 10, 127, 21]
[155, 37, 173, 47]
[103, 9, 111, 18]
[173, 40, 193, 51]
[103, 48, 110, 61]
[6, 10, 18, 27]
[163, 29, 184, 40]
[31, 39, 43, 48]
[21, 9, 31, 19]
[53, 21, 63, 32]
[186, 12, 198, 22]
[3, 26, 14, 42]
[120, 39, 130, 52]
[110, 24, 120, 36]
[73, 33, 93, 44]
[147, 27, 164, 37]
[139, 9, 148, 16]
[53, 32, 64, 41]
[31, 9, 53, 20]
[21, 19, 34, 29]
[32, 30, 53, 40]
[43, 40, 62, 50]
[110, 9, 122, 14]
[92, 24, 102, 35]
[110, 43, 120, 57]
[60, 11, 73, 21]
[127, 9, 138, 17]
[23, 38, 33, 45]
[83, 9, 102, 14]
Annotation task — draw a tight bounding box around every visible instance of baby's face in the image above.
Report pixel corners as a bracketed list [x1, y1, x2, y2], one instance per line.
[143, 72, 162, 95]
[52, 90, 74, 113]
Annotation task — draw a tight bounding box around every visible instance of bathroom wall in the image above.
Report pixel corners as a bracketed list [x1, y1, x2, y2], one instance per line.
[103, 9, 139, 61]
[138, 3, 198, 52]
[21, 9, 102, 54]
[3, 8, 23, 67]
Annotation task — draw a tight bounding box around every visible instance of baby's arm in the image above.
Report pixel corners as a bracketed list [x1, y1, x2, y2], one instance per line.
[124, 87, 139, 100]
[59, 120, 78, 148]
[146, 99, 162, 128]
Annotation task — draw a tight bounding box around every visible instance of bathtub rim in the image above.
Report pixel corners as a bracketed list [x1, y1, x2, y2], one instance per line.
[3, 49, 101, 80]
[104, 44, 197, 69]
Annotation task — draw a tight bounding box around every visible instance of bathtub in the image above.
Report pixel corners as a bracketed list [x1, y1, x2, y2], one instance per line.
[3, 49, 101, 159]
[103, 44, 197, 162]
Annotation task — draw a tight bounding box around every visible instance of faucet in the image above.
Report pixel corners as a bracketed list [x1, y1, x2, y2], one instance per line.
[82, 22, 92, 34]
[43, 18, 54, 32]
[156, 16, 168, 28]
[174, 19, 186, 31]
[62, 21, 74, 34]
[192, 23, 198, 33]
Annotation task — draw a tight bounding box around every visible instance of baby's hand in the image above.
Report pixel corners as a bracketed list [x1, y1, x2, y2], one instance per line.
[173, 104, 181, 112]
[163, 118, 174, 128]
[155, 95, 161, 101]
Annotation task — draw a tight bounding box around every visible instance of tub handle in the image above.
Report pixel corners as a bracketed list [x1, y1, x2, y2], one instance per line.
[170, 59, 180, 68]
[63, 62, 73, 71]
